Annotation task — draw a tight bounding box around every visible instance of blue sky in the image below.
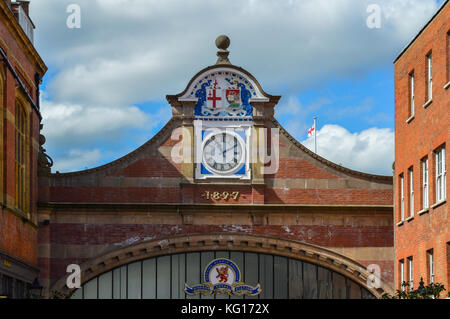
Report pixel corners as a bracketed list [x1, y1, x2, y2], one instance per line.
[30, 0, 445, 175]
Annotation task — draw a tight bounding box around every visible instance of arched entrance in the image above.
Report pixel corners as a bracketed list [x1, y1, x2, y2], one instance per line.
[50, 234, 393, 299]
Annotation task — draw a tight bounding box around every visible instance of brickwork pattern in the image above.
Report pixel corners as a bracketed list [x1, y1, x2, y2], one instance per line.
[0, 2, 46, 268]
[394, 2, 449, 292]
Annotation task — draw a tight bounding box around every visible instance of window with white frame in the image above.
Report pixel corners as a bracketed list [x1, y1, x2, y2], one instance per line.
[400, 174, 405, 221]
[409, 168, 414, 217]
[427, 53, 432, 101]
[427, 53, 433, 101]
[422, 158, 429, 209]
[428, 249, 434, 284]
[447, 31, 450, 83]
[407, 257, 413, 290]
[400, 260, 405, 291]
[435, 146, 446, 202]
[409, 72, 415, 117]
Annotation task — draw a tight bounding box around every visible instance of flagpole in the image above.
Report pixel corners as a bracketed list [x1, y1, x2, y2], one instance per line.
[314, 116, 317, 154]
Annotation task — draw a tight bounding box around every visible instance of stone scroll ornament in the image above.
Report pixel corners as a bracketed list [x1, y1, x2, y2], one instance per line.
[184, 258, 261, 296]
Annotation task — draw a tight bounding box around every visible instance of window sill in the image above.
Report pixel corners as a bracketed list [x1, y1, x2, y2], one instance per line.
[422, 99, 432, 108]
[0, 203, 37, 228]
[418, 208, 429, 215]
[431, 199, 446, 209]
[396, 220, 404, 227]
[406, 216, 414, 222]
[406, 115, 415, 123]
[444, 81, 450, 90]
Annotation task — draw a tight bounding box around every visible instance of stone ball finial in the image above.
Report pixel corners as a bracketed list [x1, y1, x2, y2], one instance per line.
[215, 35, 230, 50]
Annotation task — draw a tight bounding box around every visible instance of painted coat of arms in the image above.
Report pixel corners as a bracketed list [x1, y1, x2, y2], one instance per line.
[193, 72, 253, 117]
[184, 258, 261, 296]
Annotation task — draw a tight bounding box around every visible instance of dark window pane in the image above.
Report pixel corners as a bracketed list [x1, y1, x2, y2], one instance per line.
[288, 258, 303, 299]
[273, 256, 288, 299]
[186, 252, 200, 299]
[244, 252, 258, 300]
[303, 262, 318, 299]
[332, 272, 347, 299]
[317, 266, 332, 299]
[142, 259, 156, 299]
[259, 254, 273, 299]
[348, 279, 362, 299]
[156, 256, 170, 299]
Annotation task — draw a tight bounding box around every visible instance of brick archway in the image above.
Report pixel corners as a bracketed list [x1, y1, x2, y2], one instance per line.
[51, 233, 394, 298]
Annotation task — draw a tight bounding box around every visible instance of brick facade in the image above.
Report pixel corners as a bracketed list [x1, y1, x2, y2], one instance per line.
[0, 0, 47, 298]
[38, 72, 394, 297]
[394, 1, 449, 295]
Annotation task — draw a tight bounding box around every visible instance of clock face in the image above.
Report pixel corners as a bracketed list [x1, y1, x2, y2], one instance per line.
[202, 132, 244, 174]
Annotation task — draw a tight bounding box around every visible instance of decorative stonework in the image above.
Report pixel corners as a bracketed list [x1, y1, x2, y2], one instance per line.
[178, 67, 269, 119]
[38, 125, 53, 176]
[51, 233, 394, 298]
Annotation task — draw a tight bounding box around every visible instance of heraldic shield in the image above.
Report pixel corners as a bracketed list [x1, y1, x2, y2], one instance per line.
[184, 258, 262, 296]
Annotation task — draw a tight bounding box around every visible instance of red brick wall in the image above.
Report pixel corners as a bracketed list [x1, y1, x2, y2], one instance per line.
[0, 208, 37, 264]
[0, 3, 45, 267]
[265, 158, 339, 179]
[43, 181, 392, 206]
[111, 158, 183, 177]
[38, 222, 393, 285]
[38, 112, 394, 290]
[264, 188, 392, 205]
[394, 2, 449, 292]
[42, 131, 393, 206]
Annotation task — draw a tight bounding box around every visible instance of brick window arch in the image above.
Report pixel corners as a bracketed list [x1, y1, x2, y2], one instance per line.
[50, 233, 395, 299]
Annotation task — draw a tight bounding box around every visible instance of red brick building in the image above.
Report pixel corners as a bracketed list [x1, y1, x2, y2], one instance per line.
[394, 0, 449, 295]
[0, 0, 48, 298]
[38, 36, 395, 299]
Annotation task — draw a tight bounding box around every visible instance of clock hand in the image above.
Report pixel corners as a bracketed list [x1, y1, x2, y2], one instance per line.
[222, 143, 237, 157]
[222, 145, 236, 155]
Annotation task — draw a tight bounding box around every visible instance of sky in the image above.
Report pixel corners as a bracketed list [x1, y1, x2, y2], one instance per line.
[29, 0, 445, 175]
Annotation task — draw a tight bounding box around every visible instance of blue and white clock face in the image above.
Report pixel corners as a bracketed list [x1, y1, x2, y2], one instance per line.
[202, 132, 244, 175]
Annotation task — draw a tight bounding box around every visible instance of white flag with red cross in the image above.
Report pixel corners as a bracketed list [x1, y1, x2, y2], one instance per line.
[307, 124, 315, 137]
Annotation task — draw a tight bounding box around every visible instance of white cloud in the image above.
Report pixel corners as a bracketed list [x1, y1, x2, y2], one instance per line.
[28, 0, 435, 173]
[276, 95, 331, 139]
[302, 124, 394, 175]
[40, 96, 150, 149]
[52, 149, 102, 172]
[31, 0, 439, 106]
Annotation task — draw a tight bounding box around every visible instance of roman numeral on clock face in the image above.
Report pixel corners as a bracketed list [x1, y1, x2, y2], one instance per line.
[203, 132, 243, 174]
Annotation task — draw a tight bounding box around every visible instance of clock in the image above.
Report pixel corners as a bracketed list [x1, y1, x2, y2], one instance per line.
[202, 131, 245, 175]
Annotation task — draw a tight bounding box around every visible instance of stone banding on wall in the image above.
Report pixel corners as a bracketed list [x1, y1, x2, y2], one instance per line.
[51, 233, 394, 299]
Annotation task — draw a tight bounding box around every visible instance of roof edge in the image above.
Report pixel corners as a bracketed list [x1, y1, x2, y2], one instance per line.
[49, 117, 178, 177]
[273, 118, 393, 183]
[394, 0, 449, 64]
[166, 64, 281, 105]
[0, 0, 47, 74]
